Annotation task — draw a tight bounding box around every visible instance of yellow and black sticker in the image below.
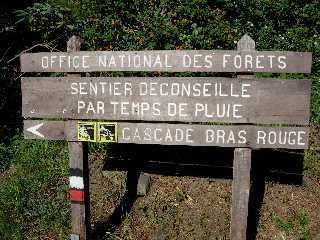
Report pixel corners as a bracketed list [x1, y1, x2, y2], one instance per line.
[77, 122, 97, 142]
[98, 122, 118, 143]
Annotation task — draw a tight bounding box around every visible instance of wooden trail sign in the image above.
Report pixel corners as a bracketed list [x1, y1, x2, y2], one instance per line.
[20, 34, 312, 240]
[21, 77, 310, 125]
[24, 120, 309, 149]
[20, 50, 312, 73]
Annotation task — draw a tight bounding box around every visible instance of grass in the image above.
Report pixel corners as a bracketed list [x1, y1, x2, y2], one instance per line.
[0, 131, 70, 240]
[311, 76, 320, 125]
[273, 214, 294, 234]
[299, 213, 311, 240]
[304, 149, 320, 180]
[273, 211, 311, 240]
[175, 187, 188, 202]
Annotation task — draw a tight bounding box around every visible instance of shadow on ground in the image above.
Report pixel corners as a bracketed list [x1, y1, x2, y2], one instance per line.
[91, 144, 304, 239]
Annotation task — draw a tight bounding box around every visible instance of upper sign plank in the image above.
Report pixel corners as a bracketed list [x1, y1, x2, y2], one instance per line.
[21, 77, 310, 125]
[20, 50, 312, 73]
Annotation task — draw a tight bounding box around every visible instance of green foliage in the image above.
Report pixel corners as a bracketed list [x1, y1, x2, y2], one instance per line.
[88, 142, 111, 153]
[0, 143, 12, 172]
[311, 76, 320, 125]
[0, 132, 69, 239]
[61, 0, 237, 50]
[274, 214, 294, 233]
[175, 187, 187, 202]
[298, 213, 311, 240]
[273, 212, 311, 240]
[304, 148, 320, 179]
[15, 2, 72, 39]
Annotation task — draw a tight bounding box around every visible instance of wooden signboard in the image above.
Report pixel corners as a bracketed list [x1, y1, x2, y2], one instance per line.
[21, 77, 310, 125]
[20, 50, 312, 73]
[20, 34, 312, 240]
[24, 120, 309, 149]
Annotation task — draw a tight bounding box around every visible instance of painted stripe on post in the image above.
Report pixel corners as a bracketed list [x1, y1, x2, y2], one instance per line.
[69, 176, 84, 189]
[70, 234, 80, 240]
[69, 189, 84, 203]
[70, 168, 83, 177]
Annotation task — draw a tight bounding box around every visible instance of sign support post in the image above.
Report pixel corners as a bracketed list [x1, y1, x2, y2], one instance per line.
[67, 36, 88, 240]
[230, 34, 255, 240]
[231, 148, 252, 239]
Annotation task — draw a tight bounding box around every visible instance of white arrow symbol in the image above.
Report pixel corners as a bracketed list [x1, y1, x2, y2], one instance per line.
[27, 123, 44, 138]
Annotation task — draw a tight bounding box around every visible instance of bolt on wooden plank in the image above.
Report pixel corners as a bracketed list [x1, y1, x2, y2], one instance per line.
[20, 50, 312, 73]
[21, 77, 310, 125]
[23, 120, 309, 149]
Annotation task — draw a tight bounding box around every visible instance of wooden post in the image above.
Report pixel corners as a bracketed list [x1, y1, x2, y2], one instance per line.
[230, 148, 252, 239]
[230, 34, 255, 240]
[137, 172, 151, 196]
[67, 36, 88, 240]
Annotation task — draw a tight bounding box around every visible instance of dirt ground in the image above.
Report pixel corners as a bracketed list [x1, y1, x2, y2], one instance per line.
[88, 126, 320, 240]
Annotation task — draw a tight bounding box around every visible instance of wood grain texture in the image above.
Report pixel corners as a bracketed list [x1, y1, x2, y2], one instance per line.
[21, 77, 310, 125]
[70, 203, 85, 239]
[23, 120, 309, 149]
[69, 142, 86, 239]
[67, 35, 87, 240]
[230, 148, 251, 240]
[230, 34, 255, 240]
[20, 50, 312, 73]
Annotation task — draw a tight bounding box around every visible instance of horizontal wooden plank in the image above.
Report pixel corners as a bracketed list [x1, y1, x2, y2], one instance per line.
[23, 120, 309, 149]
[20, 50, 312, 73]
[21, 77, 310, 125]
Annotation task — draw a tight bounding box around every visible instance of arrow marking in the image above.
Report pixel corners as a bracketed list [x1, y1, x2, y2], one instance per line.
[27, 123, 44, 138]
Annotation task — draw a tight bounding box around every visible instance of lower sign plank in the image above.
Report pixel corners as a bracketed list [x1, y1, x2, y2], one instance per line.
[21, 77, 310, 125]
[24, 120, 309, 149]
